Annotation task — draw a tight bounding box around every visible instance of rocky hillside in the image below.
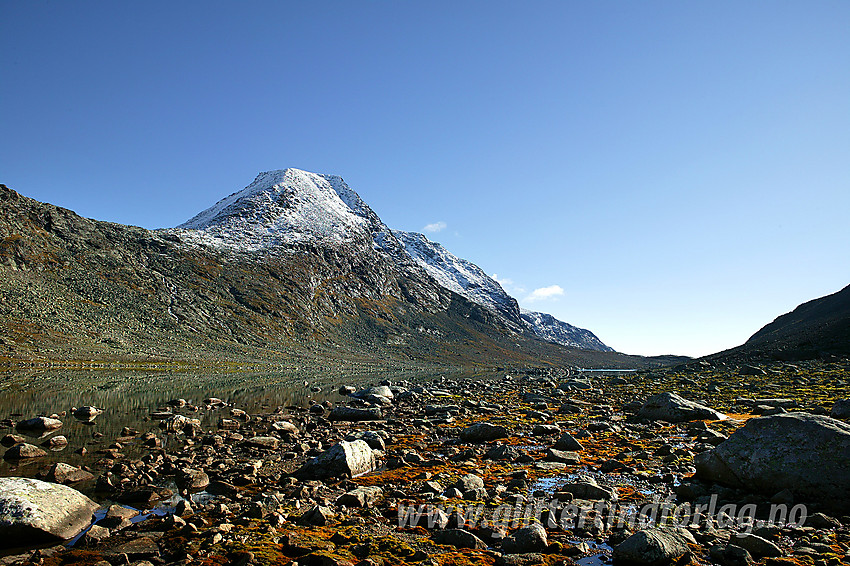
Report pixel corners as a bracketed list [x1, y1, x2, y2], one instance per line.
[392, 230, 525, 332]
[393, 230, 613, 351]
[0, 175, 662, 369]
[520, 309, 613, 351]
[709, 283, 850, 361]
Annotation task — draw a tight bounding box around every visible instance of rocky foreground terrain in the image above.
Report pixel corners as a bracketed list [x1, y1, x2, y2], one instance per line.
[1, 359, 849, 566]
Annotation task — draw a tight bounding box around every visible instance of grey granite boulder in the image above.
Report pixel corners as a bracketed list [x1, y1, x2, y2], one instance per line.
[637, 392, 726, 422]
[295, 440, 376, 479]
[695, 412, 850, 507]
[0, 477, 99, 548]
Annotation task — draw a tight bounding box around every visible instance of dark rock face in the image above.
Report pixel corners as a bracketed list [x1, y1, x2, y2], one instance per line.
[637, 392, 726, 422]
[694, 412, 850, 507]
[0, 477, 99, 547]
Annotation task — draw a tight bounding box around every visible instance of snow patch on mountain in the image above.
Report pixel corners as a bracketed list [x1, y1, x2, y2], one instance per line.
[175, 169, 388, 252]
[520, 308, 614, 351]
[393, 230, 524, 327]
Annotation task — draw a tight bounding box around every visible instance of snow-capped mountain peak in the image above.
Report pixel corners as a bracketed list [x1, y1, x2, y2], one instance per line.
[176, 168, 385, 252]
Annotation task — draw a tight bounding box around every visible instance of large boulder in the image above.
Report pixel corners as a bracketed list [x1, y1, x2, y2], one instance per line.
[295, 440, 376, 480]
[694, 412, 850, 507]
[637, 392, 726, 422]
[0, 477, 99, 548]
[613, 528, 696, 565]
[501, 523, 548, 554]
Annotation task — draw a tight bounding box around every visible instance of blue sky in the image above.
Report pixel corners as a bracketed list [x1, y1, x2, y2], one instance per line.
[2, 1, 849, 357]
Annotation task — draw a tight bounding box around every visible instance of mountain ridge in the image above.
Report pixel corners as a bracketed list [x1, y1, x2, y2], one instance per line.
[0, 178, 665, 369]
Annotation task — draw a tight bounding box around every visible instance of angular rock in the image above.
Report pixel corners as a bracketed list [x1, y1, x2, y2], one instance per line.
[694, 413, 850, 507]
[72, 406, 102, 421]
[637, 392, 726, 422]
[15, 417, 62, 434]
[344, 430, 386, 450]
[4, 443, 48, 460]
[0, 477, 99, 548]
[352, 385, 393, 400]
[295, 440, 376, 479]
[42, 435, 68, 450]
[553, 432, 584, 451]
[159, 414, 200, 433]
[544, 448, 580, 464]
[502, 523, 548, 554]
[269, 420, 299, 435]
[176, 468, 210, 491]
[432, 528, 487, 550]
[453, 474, 485, 493]
[298, 504, 334, 526]
[336, 486, 383, 508]
[246, 436, 279, 450]
[1, 434, 26, 447]
[327, 407, 383, 422]
[558, 480, 617, 501]
[532, 424, 560, 436]
[613, 528, 696, 565]
[42, 463, 95, 484]
[459, 422, 508, 442]
[485, 444, 521, 461]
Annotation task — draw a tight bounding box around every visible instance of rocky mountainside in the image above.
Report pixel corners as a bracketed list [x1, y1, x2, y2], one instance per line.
[708, 283, 850, 361]
[0, 172, 659, 369]
[393, 230, 613, 351]
[520, 308, 613, 351]
[392, 230, 525, 332]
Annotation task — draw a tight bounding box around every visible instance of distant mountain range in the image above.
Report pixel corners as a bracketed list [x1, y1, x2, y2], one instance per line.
[0, 169, 648, 369]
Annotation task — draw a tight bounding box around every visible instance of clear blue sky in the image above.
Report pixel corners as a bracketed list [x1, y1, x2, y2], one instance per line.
[2, 1, 849, 357]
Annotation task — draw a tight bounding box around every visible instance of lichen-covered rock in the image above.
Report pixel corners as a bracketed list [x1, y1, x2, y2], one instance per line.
[0, 477, 99, 548]
[637, 392, 726, 422]
[694, 412, 850, 507]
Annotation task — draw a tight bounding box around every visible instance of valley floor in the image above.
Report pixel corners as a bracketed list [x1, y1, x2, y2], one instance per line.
[1, 359, 849, 566]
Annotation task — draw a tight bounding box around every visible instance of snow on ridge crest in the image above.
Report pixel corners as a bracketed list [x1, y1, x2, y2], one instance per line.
[175, 168, 375, 251]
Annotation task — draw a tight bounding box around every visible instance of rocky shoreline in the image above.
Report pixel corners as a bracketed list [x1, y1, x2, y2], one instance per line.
[1, 360, 849, 566]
